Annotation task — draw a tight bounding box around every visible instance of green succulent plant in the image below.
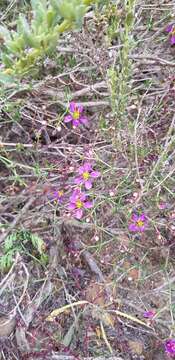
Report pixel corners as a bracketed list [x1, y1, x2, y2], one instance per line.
[0, 0, 96, 80]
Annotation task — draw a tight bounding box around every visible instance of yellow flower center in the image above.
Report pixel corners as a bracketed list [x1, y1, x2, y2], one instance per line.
[76, 200, 83, 208]
[137, 220, 144, 227]
[73, 110, 80, 120]
[58, 190, 64, 197]
[82, 171, 90, 180]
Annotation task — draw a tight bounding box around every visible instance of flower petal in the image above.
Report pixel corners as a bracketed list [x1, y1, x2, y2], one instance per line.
[80, 116, 88, 125]
[171, 35, 175, 45]
[78, 163, 91, 175]
[83, 162, 92, 172]
[138, 226, 145, 232]
[84, 201, 93, 209]
[132, 213, 139, 221]
[79, 192, 87, 201]
[64, 115, 73, 123]
[70, 189, 80, 202]
[139, 214, 146, 221]
[129, 223, 138, 232]
[78, 165, 86, 174]
[68, 203, 76, 210]
[85, 180, 92, 190]
[165, 339, 175, 355]
[74, 177, 83, 185]
[77, 104, 83, 113]
[53, 191, 63, 201]
[91, 170, 100, 178]
[166, 24, 174, 33]
[143, 310, 155, 319]
[69, 102, 76, 113]
[75, 208, 83, 219]
[72, 119, 80, 127]
[52, 191, 59, 198]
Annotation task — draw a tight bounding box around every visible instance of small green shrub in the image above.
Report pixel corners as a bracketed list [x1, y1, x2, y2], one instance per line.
[0, 0, 96, 80]
[0, 230, 48, 271]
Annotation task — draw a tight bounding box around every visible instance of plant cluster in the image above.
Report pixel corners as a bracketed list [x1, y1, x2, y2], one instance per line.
[0, 0, 96, 80]
[0, 230, 48, 271]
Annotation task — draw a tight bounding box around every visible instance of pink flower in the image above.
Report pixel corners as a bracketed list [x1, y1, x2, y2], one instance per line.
[158, 202, 168, 210]
[143, 310, 156, 319]
[64, 102, 88, 127]
[49, 189, 64, 203]
[53, 189, 64, 201]
[129, 213, 147, 232]
[68, 189, 93, 219]
[166, 24, 175, 45]
[74, 162, 100, 190]
[165, 339, 175, 357]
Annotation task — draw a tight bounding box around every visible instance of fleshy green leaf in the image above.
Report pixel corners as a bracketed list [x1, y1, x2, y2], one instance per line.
[0, 25, 11, 42]
[6, 37, 25, 53]
[125, 12, 134, 27]
[47, 9, 56, 28]
[1, 53, 13, 67]
[17, 14, 30, 35]
[57, 1, 75, 22]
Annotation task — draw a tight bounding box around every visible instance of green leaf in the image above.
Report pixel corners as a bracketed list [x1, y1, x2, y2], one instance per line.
[75, 4, 87, 28]
[0, 251, 14, 271]
[0, 72, 14, 84]
[6, 37, 25, 53]
[1, 53, 13, 67]
[31, 234, 45, 254]
[4, 234, 16, 252]
[56, 0, 88, 25]
[128, 0, 136, 6]
[17, 14, 30, 35]
[31, 0, 47, 11]
[23, 32, 41, 48]
[125, 12, 134, 27]
[31, 0, 47, 29]
[17, 15, 40, 48]
[57, 1, 75, 21]
[40, 253, 49, 265]
[0, 25, 11, 42]
[47, 9, 56, 28]
[50, 0, 60, 11]
[83, 0, 95, 4]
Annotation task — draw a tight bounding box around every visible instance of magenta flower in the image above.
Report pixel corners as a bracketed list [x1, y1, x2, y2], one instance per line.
[158, 202, 167, 210]
[143, 310, 156, 319]
[74, 162, 100, 190]
[129, 213, 147, 232]
[52, 189, 64, 203]
[64, 102, 88, 127]
[68, 189, 93, 219]
[165, 339, 175, 357]
[166, 24, 175, 45]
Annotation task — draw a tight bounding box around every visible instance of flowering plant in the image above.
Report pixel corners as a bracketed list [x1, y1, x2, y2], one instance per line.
[143, 310, 156, 319]
[165, 339, 175, 357]
[64, 102, 88, 127]
[74, 162, 100, 189]
[68, 188, 93, 219]
[166, 24, 175, 45]
[129, 213, 147, 232]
